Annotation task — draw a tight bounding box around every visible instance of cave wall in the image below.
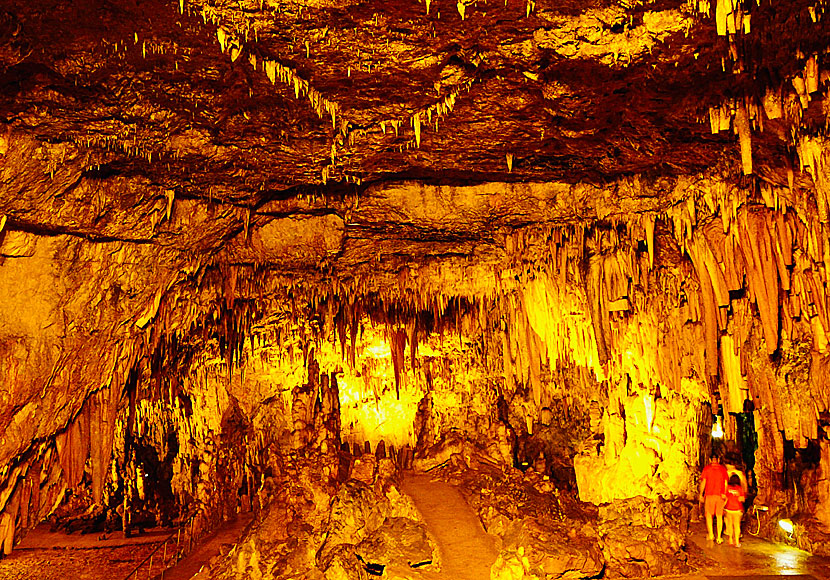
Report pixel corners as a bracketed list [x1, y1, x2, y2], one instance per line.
[2, 171, 830, 553]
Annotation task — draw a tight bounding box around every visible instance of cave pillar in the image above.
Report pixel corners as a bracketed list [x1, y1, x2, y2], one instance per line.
[0, 512, 13, 556]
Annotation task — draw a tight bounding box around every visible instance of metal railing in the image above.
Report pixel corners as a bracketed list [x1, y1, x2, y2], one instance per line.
[123, 508, 207, 580]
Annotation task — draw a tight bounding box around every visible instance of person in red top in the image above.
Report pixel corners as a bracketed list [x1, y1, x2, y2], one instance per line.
[699, 454, 729, 543]
[724, 474, 746, 547]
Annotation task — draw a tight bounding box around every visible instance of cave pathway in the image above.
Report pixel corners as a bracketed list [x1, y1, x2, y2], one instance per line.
[157, 513, 253, 580]
[687, 520, 830, 579]
[401, 473, 498, 580]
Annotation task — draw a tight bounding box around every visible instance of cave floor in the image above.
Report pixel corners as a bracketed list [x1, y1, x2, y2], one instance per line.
[401, 472, 830, 580]
[661, 520, 830, 580]
[401, 473, 499, 579]
[170, 513, 253, 580]
[0, 514, 254, 580]
[0, 525, 166, 580]
[1, 494, 830, 579]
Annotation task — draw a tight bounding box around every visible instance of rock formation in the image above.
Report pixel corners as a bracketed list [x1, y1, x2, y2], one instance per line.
[1, 0, 830, 576]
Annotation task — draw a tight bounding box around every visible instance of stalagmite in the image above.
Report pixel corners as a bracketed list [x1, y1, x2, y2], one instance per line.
[0, 512, 13, 556]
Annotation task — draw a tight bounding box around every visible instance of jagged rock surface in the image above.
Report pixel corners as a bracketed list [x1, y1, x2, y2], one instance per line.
[2, 0, 830, 574]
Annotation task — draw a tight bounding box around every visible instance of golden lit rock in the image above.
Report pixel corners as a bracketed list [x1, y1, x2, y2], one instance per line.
[2, 0, 830, 576]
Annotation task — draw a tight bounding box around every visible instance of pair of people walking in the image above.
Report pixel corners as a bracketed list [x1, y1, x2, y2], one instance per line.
[699, 454, 746, 546]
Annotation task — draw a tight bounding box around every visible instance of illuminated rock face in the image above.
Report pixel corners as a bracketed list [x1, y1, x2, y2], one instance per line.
[2, 0, 830, 573]
[2, 176, 830, 570]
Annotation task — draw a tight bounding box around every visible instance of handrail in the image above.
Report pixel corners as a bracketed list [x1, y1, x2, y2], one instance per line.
[121, 507, 204, 580]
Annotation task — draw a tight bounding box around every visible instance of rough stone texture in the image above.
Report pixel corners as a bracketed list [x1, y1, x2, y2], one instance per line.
[3, 0, 830, 569]
[423, 450, 605, 579]
[490, 517, 603, 580]
[355, 517, 437, 570]
[574, 384, 703, 504]
[597, 496, 690, 578]
[318, 480, 390, 566]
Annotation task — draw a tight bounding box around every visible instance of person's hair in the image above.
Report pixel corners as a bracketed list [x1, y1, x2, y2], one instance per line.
[729, 474, 740, 486]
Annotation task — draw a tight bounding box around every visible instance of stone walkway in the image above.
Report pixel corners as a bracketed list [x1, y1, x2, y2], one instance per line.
[401, 474, 498, 580]
[660, 520, 830, 580]
[158, 514, 253, 580]
[398, 476, 830, 580]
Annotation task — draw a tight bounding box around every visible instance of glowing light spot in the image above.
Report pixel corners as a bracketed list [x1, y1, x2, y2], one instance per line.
[364, 341, 391, 358]
[779, 519, 794, 534]
[711, 415, 724, 438]
[771, 545, 804, 571]
[337, 376, 420, 449]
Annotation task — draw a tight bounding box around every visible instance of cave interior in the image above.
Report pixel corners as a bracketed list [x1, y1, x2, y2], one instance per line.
[2, 0, 830, 576]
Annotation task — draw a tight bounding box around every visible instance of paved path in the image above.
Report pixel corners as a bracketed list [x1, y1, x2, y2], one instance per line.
[158, 514, 253, 580]
[661, 521, 830, 580]
[401, 474, 498, 580]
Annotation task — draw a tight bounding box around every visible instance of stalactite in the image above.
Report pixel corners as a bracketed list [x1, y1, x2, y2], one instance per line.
[407, 318, 418, 370]
[501, 324, 515, 397]
[585, 255, 609, 365]
[689, 240, 719, 382]
[737, 208, 780, 354]
[391, 328, 407, 398]
[720, 229, 745, 292]
[719, 335, 746, 414]
[0, 510, 14, 556]
[734, 101, 753, 175]
[55, 412, 87, 490]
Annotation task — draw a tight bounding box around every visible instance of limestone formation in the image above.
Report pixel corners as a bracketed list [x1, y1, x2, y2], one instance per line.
[2, 0, 830, 577]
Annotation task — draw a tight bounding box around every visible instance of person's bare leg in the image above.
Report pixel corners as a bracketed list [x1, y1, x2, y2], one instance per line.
[716, 512, 724, 543]
[705, 509, 714, 540]
[734, 513, 742, 546]
[726, 512, 735, 545]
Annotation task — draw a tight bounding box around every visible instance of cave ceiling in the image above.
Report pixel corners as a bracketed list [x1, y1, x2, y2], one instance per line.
[2, 0, 828, 255]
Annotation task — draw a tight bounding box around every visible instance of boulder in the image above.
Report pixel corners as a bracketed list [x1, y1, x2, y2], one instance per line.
[356, 517, 438, 570]
[317, 480, 389, 566]
[597, 497, 688, 577]
[491, 518, 603, 579]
